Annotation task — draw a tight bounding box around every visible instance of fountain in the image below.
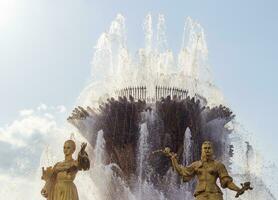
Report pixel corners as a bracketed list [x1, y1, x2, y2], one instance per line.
[65, 14, 276, 200]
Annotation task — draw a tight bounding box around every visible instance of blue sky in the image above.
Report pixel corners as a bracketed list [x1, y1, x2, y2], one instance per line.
[0, 0, 277, 177]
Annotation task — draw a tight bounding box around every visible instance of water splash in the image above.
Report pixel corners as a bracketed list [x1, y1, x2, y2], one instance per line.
[78, 14, 223, 108]
[182, 127, 193, 165]
[137, 122, 149, 199]
[93, 130, 105, 165]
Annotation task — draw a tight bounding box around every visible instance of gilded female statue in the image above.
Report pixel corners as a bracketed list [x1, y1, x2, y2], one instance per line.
[41, 140, 90, 200]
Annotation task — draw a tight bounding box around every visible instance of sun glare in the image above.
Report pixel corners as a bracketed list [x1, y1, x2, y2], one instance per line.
[0, 0, 16, 28]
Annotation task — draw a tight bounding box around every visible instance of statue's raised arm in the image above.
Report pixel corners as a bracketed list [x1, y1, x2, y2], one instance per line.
[153, 147, 195, 182]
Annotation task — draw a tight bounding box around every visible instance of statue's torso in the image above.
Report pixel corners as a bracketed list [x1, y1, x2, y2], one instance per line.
[55, 160, 78, 182]
[193, 160, 222, 196]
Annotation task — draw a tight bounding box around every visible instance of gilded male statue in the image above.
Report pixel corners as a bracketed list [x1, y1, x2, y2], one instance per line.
[161, 141, 252, 200]
[41, 140, 90, 200]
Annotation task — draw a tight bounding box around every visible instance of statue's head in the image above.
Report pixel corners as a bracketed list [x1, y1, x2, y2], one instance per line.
[201, 141, 214, 161]
[63, 140, 76, 156]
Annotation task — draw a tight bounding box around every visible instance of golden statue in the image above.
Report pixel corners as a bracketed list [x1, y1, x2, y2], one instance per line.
[41, 140, 90, 200]
[155, 141, 252, 200]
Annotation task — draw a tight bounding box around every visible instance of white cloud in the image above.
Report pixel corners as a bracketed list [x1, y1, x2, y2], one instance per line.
[0, 173, 43, 200]
[0, 104, 69, 173]
[44, 113, 54, 119]
[0, 116, 57, 147]
[57, 105, 66, 113]
[37, 103, 48, 111]
[19, 109, 34, 116]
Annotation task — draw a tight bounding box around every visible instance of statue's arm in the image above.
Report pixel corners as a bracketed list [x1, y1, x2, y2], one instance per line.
[221, 173, 253, 198]
[169, 154, 184, 175]
[218, 163, 240, 191]
[169, 154, 195, 181]
[221, 168, 253, 198]
[161, 147, 194, 181]
[226, 181, 241, 192]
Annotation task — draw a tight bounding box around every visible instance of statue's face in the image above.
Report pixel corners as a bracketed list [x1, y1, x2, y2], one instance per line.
[63, 141, 75, 156]
[201, 143, 213, 159]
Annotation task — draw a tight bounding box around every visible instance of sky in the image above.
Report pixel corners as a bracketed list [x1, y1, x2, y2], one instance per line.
[0, 0, 278, 198]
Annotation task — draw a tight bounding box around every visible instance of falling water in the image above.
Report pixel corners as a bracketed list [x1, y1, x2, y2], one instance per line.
[93, 130, 105, 165]
[182, 127, 194, 194]
[137, 122, 149, 199]
[182, 127, 193, 165]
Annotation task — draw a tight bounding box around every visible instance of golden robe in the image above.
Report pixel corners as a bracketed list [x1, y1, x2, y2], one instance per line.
[52, 160, 79, 200]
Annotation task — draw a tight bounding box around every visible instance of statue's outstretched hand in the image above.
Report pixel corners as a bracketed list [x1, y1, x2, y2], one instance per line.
[151, 147, 177, 160]
[162, 147, 177, 158]
[235, 182, 253, 198]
